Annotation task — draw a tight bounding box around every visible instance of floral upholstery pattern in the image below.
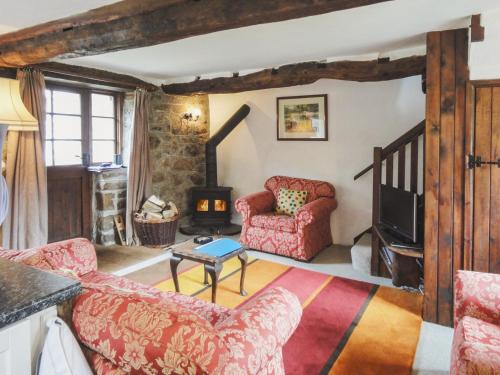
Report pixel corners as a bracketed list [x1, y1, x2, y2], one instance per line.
[215, 287, 301, 375]
[264, 175, 335, 203]
[454, 270, 500, 326]
[451, 270, 500, 375]
[451, 316, 500, 375]
[236, 176, 337, 261]
[80, 270, 230, 326]
[250, 213, 297, 233]
[5, 238, 302, 375]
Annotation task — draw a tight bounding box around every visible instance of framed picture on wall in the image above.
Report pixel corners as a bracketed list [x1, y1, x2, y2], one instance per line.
[276, 94, 328, 141]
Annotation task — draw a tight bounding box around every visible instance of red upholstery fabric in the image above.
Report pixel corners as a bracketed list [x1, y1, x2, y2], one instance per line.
[251, 213, 297, 233]
[236, 176, 337, 261]
[451, 316, 500, 375]
[5, 238, 302, 375]
[264, 175, 335, 203]
[451, 271, 500, 375]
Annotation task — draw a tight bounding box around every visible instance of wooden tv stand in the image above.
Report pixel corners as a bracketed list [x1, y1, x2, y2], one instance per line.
[373, 224, 423, 290]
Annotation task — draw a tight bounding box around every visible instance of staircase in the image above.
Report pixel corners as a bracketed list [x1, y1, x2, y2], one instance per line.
[353, 120, 425, 276]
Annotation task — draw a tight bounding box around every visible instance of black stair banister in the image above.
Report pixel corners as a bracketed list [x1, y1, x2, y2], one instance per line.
[354, 120, 425, 181]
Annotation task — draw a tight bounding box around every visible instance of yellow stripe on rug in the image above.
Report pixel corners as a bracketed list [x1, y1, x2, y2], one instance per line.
[155, 257, 291, 308]
[328, 286, 423, 375]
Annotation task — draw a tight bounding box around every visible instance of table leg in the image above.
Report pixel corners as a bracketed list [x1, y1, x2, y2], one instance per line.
[238, 252, 248, 296]
[170, 255, 182, 293]
[203, 265, 208, 285]
[205, 262, 222, 303]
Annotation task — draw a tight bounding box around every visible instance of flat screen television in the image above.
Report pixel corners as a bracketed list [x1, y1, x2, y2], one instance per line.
[380, 184, 420, 243]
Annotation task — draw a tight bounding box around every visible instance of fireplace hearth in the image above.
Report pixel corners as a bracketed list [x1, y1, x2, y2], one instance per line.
[180, 105, 250, 236]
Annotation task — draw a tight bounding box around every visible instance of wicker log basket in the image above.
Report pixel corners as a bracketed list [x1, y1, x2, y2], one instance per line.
[134, 213, 178, 247]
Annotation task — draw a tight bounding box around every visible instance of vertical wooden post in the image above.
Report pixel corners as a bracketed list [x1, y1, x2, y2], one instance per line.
[410, 137, 419, 193]
[398, 145, 406, 189]
[371, 146, 383, 275]
[424, 28, 469, 325]
[386, 153, 394, 186]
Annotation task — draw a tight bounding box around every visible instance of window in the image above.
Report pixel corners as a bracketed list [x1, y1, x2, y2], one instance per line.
[44, 85, 121, 167]
[91, 93, 116, 163]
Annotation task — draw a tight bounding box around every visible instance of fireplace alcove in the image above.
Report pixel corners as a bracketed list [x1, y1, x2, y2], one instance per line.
[180, 105, 250, 236]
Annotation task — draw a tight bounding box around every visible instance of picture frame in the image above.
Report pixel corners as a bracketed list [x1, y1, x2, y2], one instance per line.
[276, 94, 328, 141]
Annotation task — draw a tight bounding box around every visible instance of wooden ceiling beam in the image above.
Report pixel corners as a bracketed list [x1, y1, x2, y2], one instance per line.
[470, 14, 485, 42]
[0, 0, 393, 67]
[0, 62, 157, 91]
[36, 62, 157, 91]
[161, 55, 426, 95]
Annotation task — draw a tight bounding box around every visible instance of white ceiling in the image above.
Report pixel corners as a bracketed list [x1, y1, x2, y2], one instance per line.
[1, 0, 500, 84]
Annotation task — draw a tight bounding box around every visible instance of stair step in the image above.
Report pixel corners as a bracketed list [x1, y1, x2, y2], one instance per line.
[351, 233, 371, 275]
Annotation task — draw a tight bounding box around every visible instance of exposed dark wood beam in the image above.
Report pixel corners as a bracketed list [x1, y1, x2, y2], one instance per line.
[470, 14, 485, 42]
[36, 62, 157, 91]
[162, 55, 426, 95]
[0, 62, 157, 91]
[0, 0, 393, 67]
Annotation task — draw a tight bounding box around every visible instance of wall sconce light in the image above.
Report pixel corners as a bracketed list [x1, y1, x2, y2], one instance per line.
[181, 107, 201, 123]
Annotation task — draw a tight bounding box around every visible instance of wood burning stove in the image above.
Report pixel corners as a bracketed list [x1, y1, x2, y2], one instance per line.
[180, 105, 251, 235]
[191, 186, 232, 226]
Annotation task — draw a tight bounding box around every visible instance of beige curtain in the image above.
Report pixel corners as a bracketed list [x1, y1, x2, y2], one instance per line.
[126, 89, 152, 245]
[3, 69, 48, 249]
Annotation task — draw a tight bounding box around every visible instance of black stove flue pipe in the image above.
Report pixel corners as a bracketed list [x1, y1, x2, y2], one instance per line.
[205, 104, 250, 188]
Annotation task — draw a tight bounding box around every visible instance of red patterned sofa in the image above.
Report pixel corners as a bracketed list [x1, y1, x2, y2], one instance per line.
[235, 176, 337, 261]
[1, 238, 302, 375]
[451, 270, 500, 374]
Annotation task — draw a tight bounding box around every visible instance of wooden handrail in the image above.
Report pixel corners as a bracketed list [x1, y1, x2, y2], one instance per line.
[353, 120, 425, 180]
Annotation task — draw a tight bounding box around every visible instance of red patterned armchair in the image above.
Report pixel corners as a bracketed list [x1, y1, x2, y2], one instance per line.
[451, 270, 500, 375]
[1, 239, 302, 375]
[235, 176, 337, 261]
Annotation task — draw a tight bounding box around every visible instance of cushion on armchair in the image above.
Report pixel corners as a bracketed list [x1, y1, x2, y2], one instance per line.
[276, 188, 308, 215]
[250, 213, 297, 233]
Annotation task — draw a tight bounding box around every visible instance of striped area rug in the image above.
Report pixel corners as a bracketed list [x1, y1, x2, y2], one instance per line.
[154, 257, 423, 374]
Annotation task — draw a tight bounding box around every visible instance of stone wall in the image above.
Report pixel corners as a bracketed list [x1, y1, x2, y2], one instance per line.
[148, 92, 209, 217]
[91, 168, 127, 246]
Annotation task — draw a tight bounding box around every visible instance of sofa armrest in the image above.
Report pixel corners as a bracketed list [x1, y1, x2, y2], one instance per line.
[0, 238, 97, 277]
[215, 287, 302, 373]
[454, 270, 500, 326]
[235, 191, 275, 222]
[73, 286, 225, 374]
[295, 197, 337, 228]
[40, 238, 98, 277]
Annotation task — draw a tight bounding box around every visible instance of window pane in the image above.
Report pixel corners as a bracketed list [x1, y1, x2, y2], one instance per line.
[53, 115, 82, 140]
[45, 90, 52, 113]
[92, 94, 114, 117]
[53, 141, 82, 166]
[53, 91, 81, 115]
[92, 117, 115, 140]
[45, 141, 53, 166]
[92, 141, 115, 163]
[45, 114, 53, 139]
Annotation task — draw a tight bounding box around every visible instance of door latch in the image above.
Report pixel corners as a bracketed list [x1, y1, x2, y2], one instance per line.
[468, 154, 500, 169]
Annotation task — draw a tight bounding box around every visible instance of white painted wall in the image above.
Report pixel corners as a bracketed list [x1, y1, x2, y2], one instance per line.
[470, 10, 500, 80]
[209, 77, 425, 245]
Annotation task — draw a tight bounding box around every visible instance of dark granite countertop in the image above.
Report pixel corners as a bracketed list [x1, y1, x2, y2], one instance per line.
[0, 257, 81, 329]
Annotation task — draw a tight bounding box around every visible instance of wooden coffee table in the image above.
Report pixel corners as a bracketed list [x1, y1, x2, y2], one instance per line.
[168, 240, 248, 303]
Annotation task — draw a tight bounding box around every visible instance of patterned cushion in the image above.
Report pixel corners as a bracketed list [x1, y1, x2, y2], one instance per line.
[276, 188, 308, 216]
[250, 213, 297, 233]
[80, 270, 230, 326]
[265, 176, 335, 203]
[451, 316, 500, 375]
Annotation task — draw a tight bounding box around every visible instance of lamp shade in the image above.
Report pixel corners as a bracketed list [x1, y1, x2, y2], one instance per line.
[0, 77, 38, 131]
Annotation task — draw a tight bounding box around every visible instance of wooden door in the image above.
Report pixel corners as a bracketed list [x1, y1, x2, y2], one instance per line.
[465, 83, 500, 273]
[47, 166, 91, 243]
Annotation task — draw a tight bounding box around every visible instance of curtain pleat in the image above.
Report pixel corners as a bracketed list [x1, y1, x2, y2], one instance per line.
[126, 89, 152, 245]
[2, 69, 48, 249]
